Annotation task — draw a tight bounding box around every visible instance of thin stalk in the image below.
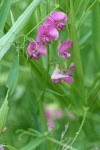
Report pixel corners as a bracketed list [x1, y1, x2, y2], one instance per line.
[92, 0, 100, 71]
[70, 107, 88, 146]
[69, 0, 85, 102]
[38, 45, 50, 132]
[26, 6, 58, 36]
[77, 0, 97, 30]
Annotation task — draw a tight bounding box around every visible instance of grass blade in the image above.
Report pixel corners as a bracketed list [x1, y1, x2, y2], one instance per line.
[0, 0, 12, 37]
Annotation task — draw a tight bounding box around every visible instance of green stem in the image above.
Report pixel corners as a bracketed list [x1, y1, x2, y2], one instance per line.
[69, 0, 85, 102]
[92, 0, 100, 71]
[38, 46, 50, 132]
[70, 107, 88, 146]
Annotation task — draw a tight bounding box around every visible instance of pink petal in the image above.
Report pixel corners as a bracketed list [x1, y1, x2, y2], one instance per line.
[45, 16, 55, 26]
[36, 25, 44, 43]
[27, 41, 36, 56]
[67, 63, 75, 75]
[50, 12, 68, 22]
[56, 109, 63, 119]
[58, 40, 73, 55]
[45, 107, 52, 119]
[32, 53, 40, 59]
[44, 24, 59, 40]
[62, 52, 71, 59]
[64, 75, 74, 84]
[38, 42, 47, 56]
[48, 119, 54, 129]
[56, 23, 66, 30]
[0, 146, 4, 150]
[51, 68, 61, 80]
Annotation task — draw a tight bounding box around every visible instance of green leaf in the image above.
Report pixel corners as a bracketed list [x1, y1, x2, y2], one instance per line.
[0, 90, 9, 134]
[20, 137, 46, 150]
[6, 54, 19, 95]
[0, 0, 12, 37]
[0, 0, 41, 60]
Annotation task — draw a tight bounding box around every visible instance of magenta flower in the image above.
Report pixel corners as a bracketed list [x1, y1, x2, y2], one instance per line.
[51, 63, 75, 84]
[67, 112, 75, 121]
[45, 107, 52, 120]
[0, 146, 4, 150]
[56, 108, 63, 119]
[36, 25, 59, 44]
[45, 12, 68, 30]
[47, 119, 54, 131]
[58, 40, 73, 59]
[27, 41, 46, 59]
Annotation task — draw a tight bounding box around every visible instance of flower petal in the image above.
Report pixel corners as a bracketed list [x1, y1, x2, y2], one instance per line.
[45, 16, 55, 26]
[44, 24, 59, 40]
[27, 41, 36, 56]
[38, 42, 47, 56]
[67, 63, 75, 75]
[56, 23, 66, 30]
[62, 52, 71, 59]
[64, 75, 74, 84]
[0, 146, 4, 150]
[36, 25, 44, 43]
[32, 53, 40, 59]
[50, 12, 68, 22]
[58, 40, 73, 55]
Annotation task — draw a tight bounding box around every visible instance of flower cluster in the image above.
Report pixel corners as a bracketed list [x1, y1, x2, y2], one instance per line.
[27, 11, 74, 84]
[45, 106, 75, 131]
[27, 11, 67, 59]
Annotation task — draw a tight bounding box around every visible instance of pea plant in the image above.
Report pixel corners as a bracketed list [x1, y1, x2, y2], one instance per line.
[0, 0, 100, 150]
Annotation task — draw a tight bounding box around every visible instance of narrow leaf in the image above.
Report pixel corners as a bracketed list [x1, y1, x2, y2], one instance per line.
[0, 0, 12, 37]
[6, 54, 19, 95]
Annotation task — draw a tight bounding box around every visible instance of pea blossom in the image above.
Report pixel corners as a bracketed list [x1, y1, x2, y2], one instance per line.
[45, 12, 68, 30]
[27, 41, 46, 59]
[36, 24, 59, 44]
[58, 40, 73, 59]
[51, 63, 75, 84]
[0, 146, 4, 150]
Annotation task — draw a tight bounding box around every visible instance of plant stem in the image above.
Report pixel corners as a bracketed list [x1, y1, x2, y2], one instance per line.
[69, 0, 85, 103]
[38, 45, 50, 132]
[70, 107, 88, 146]
[92, 0, 100, 71]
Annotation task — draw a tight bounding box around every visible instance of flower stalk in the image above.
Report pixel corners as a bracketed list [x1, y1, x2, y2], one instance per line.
[69, 0, 86, 103]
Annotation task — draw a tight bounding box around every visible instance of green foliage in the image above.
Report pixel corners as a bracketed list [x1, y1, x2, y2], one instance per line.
[0, 0, 100, 150]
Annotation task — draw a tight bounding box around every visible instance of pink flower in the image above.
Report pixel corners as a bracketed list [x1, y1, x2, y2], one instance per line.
[36, 25, 59, 44]
[67, 112, 75, 120]
[58, 40, 73, 59]
[45, 12, 68, 30]
[27, 41, 46, 59]
[47, 119, 54, 131]
[51, 63, 75, 84]
[56, 108, 63, 119]
[45, 107, 52, 120]
[0, 146, 4, 150]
